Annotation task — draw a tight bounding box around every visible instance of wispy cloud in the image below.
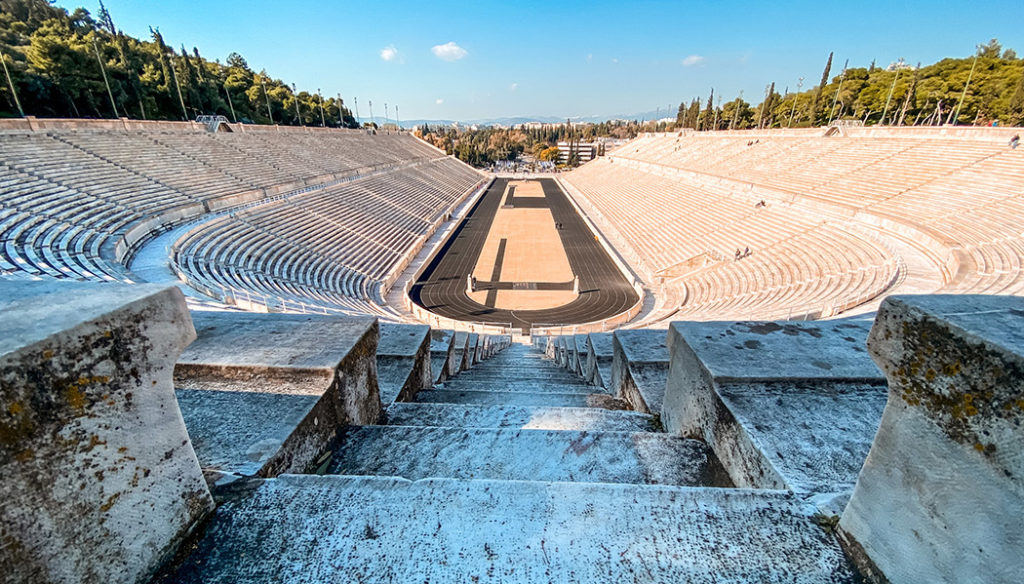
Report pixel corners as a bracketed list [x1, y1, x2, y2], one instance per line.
[611, 57, 619, 64]
[435, 98, 444, 105]
[509, 82, 518, 92]
[682, 55, 704, 67]
[586, 53, 593, 62]
[380, 44, 401, 62]
[431, 41, 467, 61]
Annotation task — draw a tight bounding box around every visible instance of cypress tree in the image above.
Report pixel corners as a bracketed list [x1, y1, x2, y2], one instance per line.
[97, 0, 117, 35]
[1010, 67, 1024, 125]
[150, 28, 172, 92]
[701, 88, 714, 131]
[809, 51, 833, 125]
[897, 63, 921, 126]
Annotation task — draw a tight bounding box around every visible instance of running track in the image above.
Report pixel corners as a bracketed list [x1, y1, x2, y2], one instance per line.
[410, 178, 638, 331]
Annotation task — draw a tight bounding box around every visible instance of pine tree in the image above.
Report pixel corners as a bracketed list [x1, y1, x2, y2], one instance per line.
[675, 101, 686, 126]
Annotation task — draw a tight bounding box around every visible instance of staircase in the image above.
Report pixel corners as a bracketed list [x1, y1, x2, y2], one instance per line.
[161, 341, 860, 583]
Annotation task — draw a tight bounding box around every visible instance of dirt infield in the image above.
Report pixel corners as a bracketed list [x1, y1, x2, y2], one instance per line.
[410, 178, 638, 331]
[467, 187, 578, 310]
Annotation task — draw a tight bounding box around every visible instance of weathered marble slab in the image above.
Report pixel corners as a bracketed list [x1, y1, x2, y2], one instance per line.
[585, 332, 615, 388]
[429, 329, 456, 383]
[453, 331, 470, 373]
[663, 319, 885, 494]
[328, 425, 730, 486]
[0, 281, 212, 584]
[612, 329, 670, 414]
[158, 476, 859, 584]
[174, 312, 380, 478]
[840, 295, 1024, 584]
[385, 402, 654, 432]
[377, 323, 431, 404]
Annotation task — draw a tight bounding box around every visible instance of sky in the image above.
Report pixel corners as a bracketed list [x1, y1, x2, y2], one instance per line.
[68, 0, 1024, 122]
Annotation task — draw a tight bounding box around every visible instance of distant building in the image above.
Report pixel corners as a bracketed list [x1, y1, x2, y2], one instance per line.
[557, 141, 599, 164]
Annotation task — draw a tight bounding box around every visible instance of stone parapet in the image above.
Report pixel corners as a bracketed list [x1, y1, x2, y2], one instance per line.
[839, 295, 1024, 583]
[662, 319, 885, 494]
[0, 281, 211, 584]
[174, 312, 380, 479]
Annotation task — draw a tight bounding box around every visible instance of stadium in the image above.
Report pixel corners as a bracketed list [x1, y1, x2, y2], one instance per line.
[4, 120, 1021, 330]
[2, 2, 1024, 583]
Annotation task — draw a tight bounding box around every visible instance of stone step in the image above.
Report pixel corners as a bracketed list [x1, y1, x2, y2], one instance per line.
[437, 380, 598, 395]
[385, 402, 655, 432]
[158, 475, 859, 584]
[413, 388, 594, 408]
[326, 425, 731, 486]
[451, 369, 589, 383]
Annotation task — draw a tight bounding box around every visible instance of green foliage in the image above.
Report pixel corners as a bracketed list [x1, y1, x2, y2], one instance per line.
[674, 44, 1023, 131]
[418, 120, 644, 168]
[0, 0, 358, 126]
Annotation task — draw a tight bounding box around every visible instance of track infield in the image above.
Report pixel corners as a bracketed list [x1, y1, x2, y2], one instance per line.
[410, 178, 638, 331]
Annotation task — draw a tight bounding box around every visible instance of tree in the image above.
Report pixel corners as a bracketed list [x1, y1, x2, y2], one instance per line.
[684, 98, 700, 129]
[700, 88, 714, 131]
[808, 51, 833, 125]
[1010, 67, 1024, 125]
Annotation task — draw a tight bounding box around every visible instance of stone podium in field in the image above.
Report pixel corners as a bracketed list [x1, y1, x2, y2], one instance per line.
[840, 295, 1024, 583]
[0, 281, 212, 584]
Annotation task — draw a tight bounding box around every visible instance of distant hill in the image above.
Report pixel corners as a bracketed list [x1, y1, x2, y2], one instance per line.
[396, 110, 671, 129]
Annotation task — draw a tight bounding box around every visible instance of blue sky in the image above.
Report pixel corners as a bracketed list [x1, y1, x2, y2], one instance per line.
[74, 0, 1024, 121]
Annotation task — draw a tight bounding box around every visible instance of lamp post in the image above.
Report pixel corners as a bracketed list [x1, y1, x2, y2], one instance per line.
[92, 37, 119, 118]
[788, 77, 804, 128]
[292, 83, 302, 125]
[0, 47, 24, 117]
[169, 53, 188, 120]
[337, 93, 344, 127]
[354, 97, 360, 126]
[827, 59, 848, 125]
[369, 100, 375, 128]
[260, 74, 273, 123]
[317, 88, 326, 127]
[951, 53, 978, 126]
[223, 82, 237, 122]
[880, 59, 903, 126]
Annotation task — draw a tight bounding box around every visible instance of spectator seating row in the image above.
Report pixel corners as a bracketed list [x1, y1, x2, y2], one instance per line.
[0, 126, 481, 318]
[566, 128, 1022, 320]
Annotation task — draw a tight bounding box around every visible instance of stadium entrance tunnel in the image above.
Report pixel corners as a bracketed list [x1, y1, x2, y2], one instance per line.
[409, 178, 640, 332]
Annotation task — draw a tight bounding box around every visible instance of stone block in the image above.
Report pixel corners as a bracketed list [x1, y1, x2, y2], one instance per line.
[663, 319, 885, 493]
[377, 323, 431, 405]
[429, 329, 456, 382]
[174, 312, 379, 478]
[612, 329, 670, 414]
[468, 333, 480, 365]
[574, 333, 589, 375]
[585, 333, 614, 388]
[839, 295, 1024, 583]
[453, 332, 470, 373]
[0, 281, 212, 584]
